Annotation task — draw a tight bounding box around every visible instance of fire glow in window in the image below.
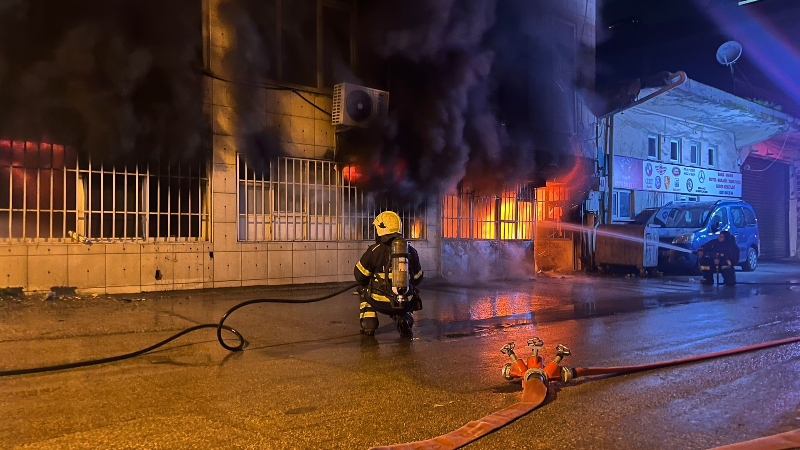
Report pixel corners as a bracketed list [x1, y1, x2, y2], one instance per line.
[442, 183, 534, 240]
[0, 139, 209, 242]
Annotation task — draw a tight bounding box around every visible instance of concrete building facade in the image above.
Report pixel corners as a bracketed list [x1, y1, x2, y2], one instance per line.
[599, 74, 799, 258]
[1, 0, 599, 292]
[0, 0, 439, 294]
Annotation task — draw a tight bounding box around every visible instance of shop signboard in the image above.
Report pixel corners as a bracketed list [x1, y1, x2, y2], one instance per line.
[613, 156, 741, 197]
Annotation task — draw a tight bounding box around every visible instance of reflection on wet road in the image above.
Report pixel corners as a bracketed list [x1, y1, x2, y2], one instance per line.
[2, 263, 800, 449]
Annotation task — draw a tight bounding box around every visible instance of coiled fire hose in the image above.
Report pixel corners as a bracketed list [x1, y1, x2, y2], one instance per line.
[373, 335, 800, 450]
[0, 282, 361, 377]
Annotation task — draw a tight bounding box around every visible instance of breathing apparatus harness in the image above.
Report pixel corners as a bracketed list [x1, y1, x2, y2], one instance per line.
[363, 237, 420, 311]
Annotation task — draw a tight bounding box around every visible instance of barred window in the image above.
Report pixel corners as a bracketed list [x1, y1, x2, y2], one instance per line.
[237, 155, 426, 241]
[0, 139, 209, 242]
[442, 183, 534, 240]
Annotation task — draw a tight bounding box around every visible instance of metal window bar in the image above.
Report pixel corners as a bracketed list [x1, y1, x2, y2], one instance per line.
[441, 183, 534, 240]
[535, 184, 571, 240]
[1, 141, 77, 241]
[0, 139, 208, 242]
[236, 155, 426, 242]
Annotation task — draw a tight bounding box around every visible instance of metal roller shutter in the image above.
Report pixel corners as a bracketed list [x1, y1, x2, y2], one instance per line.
[742, 156, 789, 259]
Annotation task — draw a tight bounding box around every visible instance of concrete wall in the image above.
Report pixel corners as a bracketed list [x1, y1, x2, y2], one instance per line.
[614, 107, 739, 172]
[0, 0, 441, 293]
[610, 107, 739, 218]
[440, 240, 533, 280]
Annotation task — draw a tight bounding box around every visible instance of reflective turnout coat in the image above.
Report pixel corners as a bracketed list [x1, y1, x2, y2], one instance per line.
[354, 233, 424, 313]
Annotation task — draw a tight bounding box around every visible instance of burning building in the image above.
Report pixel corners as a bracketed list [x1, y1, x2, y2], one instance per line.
[0, 0, 598, 293]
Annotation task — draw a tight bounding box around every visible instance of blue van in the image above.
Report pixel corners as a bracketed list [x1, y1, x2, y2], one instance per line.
[647, 200, 760, 272]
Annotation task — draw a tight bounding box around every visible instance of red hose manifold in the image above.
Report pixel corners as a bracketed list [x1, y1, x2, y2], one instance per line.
[500, 338, 573, 386]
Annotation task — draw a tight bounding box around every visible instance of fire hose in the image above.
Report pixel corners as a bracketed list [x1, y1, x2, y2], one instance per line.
[0, 282, 361, 377]
[373, 335, 800, 450]
[4, 285, 800, 448]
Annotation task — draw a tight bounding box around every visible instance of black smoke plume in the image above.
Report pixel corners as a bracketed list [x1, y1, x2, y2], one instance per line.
[0, 0, 207, 168]
[344, 0, 590, 202]
[215, 0, 590, 203]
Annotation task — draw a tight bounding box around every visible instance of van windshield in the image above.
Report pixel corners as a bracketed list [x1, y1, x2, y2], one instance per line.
[652, 205, 713, 228]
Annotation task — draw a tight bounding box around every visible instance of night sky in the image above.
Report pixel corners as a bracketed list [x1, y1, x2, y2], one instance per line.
[597, 0, 800, 116]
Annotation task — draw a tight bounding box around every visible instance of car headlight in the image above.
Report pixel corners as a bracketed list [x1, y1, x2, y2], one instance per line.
[672, 233, 695, 245]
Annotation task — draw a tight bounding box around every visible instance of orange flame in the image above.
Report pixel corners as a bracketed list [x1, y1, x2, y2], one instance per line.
[410, 219, 422, 239]
[443, 189, 533, 240]
[341, 164, 364, 184]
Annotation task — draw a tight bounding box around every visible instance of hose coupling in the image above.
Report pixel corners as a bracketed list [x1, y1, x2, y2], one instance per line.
[502, 363, 515, 381]
[561, 367, 576, 383]
[523, 368, 548, 386]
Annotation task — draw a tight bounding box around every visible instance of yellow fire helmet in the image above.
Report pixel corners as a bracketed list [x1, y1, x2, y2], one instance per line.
[373, 211, 402, 236]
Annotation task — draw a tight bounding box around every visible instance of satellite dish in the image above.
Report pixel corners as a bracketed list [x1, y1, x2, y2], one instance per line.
[716, 41, 743, 74]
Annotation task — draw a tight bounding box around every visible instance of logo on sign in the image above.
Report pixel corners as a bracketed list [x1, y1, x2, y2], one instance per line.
[687, 178, 693, 192]
[672, 167, 681, 176]
[656, 165, 667, 175]
[674, 178, 680, 188]
[664, 176, 670, 189]
[619, 158, 633, 182]
[699, 170, 706, 183]
[645, 163, 653, 176]
[655, 176, 662, 189]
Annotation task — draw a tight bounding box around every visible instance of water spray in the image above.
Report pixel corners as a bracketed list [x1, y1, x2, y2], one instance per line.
[537, 221, 695, 254]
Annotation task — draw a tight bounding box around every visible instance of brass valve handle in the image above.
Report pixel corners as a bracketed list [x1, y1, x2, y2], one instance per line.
[527, 337, 544, 348]
[500, 342, 518, 362]
[554, 344, 571, 363]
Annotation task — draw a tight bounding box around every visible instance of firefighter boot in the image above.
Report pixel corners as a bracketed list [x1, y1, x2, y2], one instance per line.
[360, 317, 378, 336]
[394, 312, 414, 337]
[360, 302, 378, 336]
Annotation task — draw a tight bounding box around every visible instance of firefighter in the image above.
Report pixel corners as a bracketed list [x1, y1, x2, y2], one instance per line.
[697, 230, 739, 286]
[354, 211, 424, 337]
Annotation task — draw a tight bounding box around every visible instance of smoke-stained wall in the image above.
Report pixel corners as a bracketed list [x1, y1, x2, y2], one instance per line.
[0, 0, 208, 167]
[206, 0, 442, 288]
[0, 0, 598, 291]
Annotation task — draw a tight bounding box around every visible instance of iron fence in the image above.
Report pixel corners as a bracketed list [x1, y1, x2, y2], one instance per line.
[442, 183, 534, 240]
[237, 155, 426, 242]
[0, 140, 210, 242]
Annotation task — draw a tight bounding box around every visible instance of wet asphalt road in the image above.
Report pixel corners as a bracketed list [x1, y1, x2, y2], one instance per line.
[1, 262, 800, 449]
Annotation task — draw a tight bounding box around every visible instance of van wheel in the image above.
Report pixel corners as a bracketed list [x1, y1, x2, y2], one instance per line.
[741, 247, 757, 272]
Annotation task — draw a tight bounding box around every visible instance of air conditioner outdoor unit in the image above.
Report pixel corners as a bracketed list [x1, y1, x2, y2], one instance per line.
[331, 83, 389, 128]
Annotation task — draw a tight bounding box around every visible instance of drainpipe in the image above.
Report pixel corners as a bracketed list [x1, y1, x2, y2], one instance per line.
[600, 71, 688, 120]
[606, 115, 614, 225]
